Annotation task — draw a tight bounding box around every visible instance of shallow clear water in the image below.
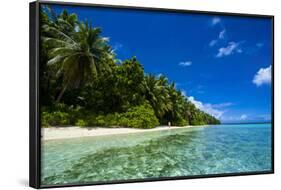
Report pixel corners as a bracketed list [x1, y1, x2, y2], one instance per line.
[41, 124, 272, 186]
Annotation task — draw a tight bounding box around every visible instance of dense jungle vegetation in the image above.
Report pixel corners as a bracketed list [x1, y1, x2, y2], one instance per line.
[40, 7, 220, 128]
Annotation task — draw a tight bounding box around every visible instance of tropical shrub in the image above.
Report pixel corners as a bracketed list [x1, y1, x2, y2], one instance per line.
[118, 103, 159, 129]
[172, 117, 189, 126]
[75, 119, 88, 127]
[74, 104, 159, 128]
[41, 111, 70, 127]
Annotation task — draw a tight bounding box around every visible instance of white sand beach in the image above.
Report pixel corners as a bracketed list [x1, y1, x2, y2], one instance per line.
[42, 125, 206, 140]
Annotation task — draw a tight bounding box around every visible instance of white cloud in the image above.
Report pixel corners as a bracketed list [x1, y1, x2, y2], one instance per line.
[216, 42, 241, 57]
[188, 96, 224, 119]
[222, 113, 271, 122]
[212, 102, 234, 108]
[240, 114, 247, 120]
[219, 30, 226, 39]
[209, 30, 226, 47]
[212, 17, 221, 25]
[179, 61, 192, 67]
[252, 65, 272, 86]
[221, 114, 249, 122]
[209, 40, 217, 47]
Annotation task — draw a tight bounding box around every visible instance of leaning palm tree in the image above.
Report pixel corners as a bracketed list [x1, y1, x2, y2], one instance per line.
[42, 11, 113, 102]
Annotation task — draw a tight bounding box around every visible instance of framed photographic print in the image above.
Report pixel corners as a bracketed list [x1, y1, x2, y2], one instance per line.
[30, 1, 274, 188]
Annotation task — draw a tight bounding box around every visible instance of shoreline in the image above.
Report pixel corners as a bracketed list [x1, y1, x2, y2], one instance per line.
[42, 125, 207, 141]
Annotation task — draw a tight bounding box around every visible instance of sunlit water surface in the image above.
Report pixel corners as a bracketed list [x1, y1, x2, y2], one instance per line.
[41, 124, 272, 186]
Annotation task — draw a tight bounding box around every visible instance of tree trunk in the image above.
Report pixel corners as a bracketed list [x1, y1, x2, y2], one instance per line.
[56, 84, 68, 103]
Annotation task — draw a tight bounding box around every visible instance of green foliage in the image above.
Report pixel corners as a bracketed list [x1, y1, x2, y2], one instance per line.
[41, 104, 159, 129]
[172, 117, 189, 127]
[40, 8, 221, 129]
[41, 6, 114, 102]
[118, 103, 159, 129]
[83, 104, 159, 129]
[85, 114, 120, 127]
[42, 111, 70, 127]
[75, 119, 88, 127]
[143, 75, 172, 119]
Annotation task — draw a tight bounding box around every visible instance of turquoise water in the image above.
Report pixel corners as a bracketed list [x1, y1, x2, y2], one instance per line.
[41, 124, 272, 186]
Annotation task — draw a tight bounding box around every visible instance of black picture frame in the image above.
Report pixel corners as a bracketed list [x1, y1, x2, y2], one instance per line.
[30, 1, 274, 188]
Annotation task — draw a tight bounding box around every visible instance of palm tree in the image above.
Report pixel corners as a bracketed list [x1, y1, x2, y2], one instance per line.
[143, 74, 172, 119]
[42, 9, 113, 102]
[165, 83, 185, 122]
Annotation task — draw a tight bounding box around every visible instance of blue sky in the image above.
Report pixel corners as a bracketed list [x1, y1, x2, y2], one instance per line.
[46, 5, 273, 123]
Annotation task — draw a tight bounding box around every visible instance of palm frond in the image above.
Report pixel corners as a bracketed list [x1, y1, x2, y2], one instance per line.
[49, 47, 76, 58]
[47, 55, 66, 66]
[42, 25, 77, 45]
[42, 37, 73, 48]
